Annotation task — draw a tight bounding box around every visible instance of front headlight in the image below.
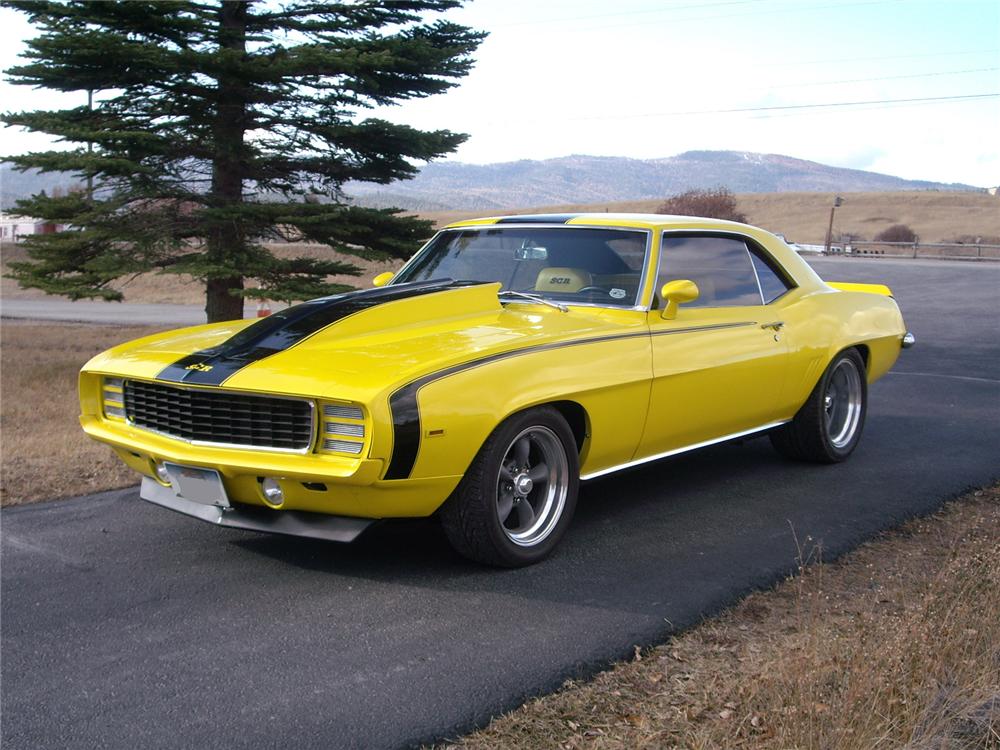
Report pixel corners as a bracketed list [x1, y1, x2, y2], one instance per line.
[102, 377, 126, 420]
[317, 401, 367, 456]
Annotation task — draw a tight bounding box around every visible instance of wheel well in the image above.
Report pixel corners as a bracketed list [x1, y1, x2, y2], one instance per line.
[546, 400, 588, 454]
[851, 343, 871, 371]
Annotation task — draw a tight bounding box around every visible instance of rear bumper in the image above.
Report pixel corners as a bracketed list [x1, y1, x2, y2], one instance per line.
[140, 477, 373, 542]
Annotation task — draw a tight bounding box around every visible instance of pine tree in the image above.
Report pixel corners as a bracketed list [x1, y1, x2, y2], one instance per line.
[3, 1, 484, 321]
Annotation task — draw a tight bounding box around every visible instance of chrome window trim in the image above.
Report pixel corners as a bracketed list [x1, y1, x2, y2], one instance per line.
[121, 378, 318, 455]
[745, 242, 767, 305]
[581, 420, 790, 480]
[746, 244, 796, 305]
[391, 224, 654, 312]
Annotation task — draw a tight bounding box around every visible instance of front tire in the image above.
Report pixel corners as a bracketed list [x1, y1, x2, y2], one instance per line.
[440, 407, 579, 567]
[770, 348, 868, 463]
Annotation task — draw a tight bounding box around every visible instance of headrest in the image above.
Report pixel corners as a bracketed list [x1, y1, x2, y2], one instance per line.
[534, 267, 592, 293]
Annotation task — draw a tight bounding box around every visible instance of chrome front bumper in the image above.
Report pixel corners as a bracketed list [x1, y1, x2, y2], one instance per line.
[902, 331, 915, 348]
[140, 477, 374, 543]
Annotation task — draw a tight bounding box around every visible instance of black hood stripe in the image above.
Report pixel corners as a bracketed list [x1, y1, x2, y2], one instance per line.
[384, 320, 757, 480]
[157, 280, 483, 386]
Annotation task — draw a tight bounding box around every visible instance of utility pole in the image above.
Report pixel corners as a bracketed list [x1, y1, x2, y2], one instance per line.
[824, 195, 843, 254]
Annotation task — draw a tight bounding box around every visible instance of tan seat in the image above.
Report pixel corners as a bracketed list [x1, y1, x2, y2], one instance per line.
[534, 267, 592, 293]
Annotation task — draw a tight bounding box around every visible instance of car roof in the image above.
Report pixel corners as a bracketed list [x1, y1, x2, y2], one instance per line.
[444, 213, 757, 231]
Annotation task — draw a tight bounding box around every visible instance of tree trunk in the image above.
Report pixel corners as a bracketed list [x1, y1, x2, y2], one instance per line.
[206, 276, 246, 322]
[206, 1, 249, 323]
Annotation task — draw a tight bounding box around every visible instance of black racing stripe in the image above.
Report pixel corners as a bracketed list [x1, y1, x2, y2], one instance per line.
[157, 280, 482, 386]
[383, 320, 758, 480]
[494, 214, 579, 224]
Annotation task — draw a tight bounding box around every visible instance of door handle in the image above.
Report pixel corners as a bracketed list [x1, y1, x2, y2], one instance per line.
[761, 321, 785, 331]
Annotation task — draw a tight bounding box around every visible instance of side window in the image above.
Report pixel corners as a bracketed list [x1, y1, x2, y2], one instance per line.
[749, 249, 792, 303]
[658, 235, 762, 307]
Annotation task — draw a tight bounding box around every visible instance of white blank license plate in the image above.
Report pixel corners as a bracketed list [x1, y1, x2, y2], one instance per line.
[164, 463, 230, 508]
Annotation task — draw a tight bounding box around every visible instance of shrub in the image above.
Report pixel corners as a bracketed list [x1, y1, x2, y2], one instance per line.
[657, 187, 747, 223]
[874, 224, 918, 243]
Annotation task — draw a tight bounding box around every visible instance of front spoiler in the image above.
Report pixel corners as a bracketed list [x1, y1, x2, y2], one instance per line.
[140, 477, 374, 543]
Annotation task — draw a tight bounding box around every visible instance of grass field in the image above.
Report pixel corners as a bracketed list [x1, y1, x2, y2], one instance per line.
[444, 486, 1000, 750]
[0, 242, 400, 305]
[0, 319, 165, 505]
[3, 191, 997, 306]
[422, 190, 1000, 246]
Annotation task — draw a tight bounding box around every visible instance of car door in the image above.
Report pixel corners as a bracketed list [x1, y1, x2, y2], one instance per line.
[637, 232, 792, 458]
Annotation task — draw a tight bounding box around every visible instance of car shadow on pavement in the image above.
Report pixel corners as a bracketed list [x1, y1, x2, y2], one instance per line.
[229, 436, 821, 618]
[226, 402, 973, 625]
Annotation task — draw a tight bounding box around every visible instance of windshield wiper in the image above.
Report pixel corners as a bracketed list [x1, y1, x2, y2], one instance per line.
[497, 290, 568, 312]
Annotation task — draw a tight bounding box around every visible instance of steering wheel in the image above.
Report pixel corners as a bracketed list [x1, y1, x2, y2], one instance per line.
[576, 285, 609, 295]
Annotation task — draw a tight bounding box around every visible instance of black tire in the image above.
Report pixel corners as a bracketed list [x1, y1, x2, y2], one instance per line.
[440, 406, 580, 567]
[770, 348, 868, 463]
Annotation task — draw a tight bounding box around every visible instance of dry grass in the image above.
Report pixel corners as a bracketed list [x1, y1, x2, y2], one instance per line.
[0, 242, 402, 305]
[4, 192, 997, 305]
[444, 486, 1000, 750]
[422, 190, 1000, 245]
[0, 319, 166, 506]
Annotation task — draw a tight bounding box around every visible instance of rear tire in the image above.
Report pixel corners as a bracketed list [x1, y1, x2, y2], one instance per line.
[440, 407, 579, 567]
[770, 348, 868, 463]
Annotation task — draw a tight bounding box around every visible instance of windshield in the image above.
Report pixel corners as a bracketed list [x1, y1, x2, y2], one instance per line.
[392, 226, 649, 308]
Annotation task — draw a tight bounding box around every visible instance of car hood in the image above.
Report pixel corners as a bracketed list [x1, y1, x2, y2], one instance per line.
[84, 281, 646, 402]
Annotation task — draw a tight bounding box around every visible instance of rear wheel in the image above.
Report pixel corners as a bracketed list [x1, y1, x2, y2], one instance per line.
[440, 407, 579, 567]
[770, 348, 868, 463]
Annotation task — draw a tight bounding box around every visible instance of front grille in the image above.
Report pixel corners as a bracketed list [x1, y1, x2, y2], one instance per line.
[124, 380, 314, 451]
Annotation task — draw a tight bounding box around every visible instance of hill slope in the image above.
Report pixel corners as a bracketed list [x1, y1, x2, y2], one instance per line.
[4, 151, 978, 211]
[347, 151, 977, 210]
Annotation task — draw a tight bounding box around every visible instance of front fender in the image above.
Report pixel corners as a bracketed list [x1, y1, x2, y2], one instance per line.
[391, 334, 653, 484]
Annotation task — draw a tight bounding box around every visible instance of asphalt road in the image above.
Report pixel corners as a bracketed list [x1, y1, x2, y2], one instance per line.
[3, 258, 999, 749]
[0, 298, 264, 325]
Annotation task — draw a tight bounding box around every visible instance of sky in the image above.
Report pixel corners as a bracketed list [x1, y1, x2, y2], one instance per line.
[1, 0, 998, 187]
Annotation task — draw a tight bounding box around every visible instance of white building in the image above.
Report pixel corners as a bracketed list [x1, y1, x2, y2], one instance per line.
[0, 214, 59, 244]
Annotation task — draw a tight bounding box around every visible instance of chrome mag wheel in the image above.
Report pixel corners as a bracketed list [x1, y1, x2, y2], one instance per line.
[495, 426, 569, 547]
[824, 357, 863, 448]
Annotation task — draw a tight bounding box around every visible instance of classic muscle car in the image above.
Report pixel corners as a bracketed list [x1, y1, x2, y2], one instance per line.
[80, 214, 913, 566]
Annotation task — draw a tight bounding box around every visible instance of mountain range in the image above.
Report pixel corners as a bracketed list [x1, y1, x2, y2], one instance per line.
[2, 151, 978, 212]
[345, 151, 978, 211]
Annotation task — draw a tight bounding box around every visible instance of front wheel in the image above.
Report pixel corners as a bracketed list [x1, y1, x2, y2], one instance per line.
[770, 348, 868, 463]
[440, 407, 579, 567]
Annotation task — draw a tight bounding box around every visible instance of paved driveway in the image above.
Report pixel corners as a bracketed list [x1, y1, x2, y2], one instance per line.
[2, 258, 998, 749]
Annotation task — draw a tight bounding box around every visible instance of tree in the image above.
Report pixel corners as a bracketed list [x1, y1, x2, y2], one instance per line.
[657, 187, 747, 223]
[874, 224, 918, 243]
[3, 1, 485, 321]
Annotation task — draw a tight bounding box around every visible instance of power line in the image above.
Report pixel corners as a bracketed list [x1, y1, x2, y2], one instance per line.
[569, 92, 999, 121]
[765, 66, 1000, 90]
[680, 92, 999, 115]
[505, 0, 907, 34]
[753, 47, 1000, 68]
[495, 0, 766, 28]
[745, 93, 999, 120]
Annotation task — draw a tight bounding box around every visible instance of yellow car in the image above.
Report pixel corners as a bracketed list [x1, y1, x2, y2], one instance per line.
[80, 214, 913, 566]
